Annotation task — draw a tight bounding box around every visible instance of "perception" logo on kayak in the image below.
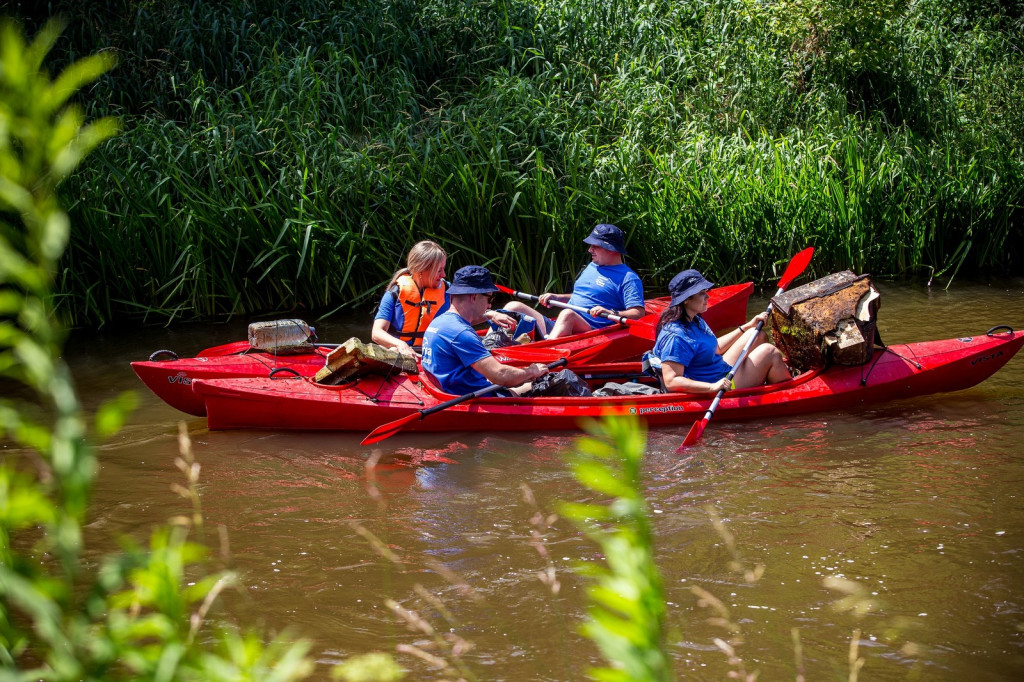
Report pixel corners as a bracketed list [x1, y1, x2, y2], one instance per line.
[632, 405, 689, 415]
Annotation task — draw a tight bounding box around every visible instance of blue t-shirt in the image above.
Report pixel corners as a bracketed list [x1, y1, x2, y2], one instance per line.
[374, 283, 451, 342]
[652, 317, 731, 382]
[567, 262, 645, 328]
[422, 310, 493, 394]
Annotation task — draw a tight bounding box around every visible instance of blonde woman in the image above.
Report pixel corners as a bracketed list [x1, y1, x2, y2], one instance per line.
[371, 241, 515, 357]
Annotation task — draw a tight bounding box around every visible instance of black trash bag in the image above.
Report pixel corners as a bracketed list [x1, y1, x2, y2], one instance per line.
[592, 381, 663, 396]
[523, 369, 592, 397]
[482, 326, 517, 349]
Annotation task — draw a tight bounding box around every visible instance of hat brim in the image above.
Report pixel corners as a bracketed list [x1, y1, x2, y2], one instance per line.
[448, 285, 499, 296]
[669, 281, 714, 307]
[583, 236, 626, 255]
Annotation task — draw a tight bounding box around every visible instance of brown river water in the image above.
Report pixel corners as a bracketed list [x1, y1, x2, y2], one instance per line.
[61, 280, 1024, 680]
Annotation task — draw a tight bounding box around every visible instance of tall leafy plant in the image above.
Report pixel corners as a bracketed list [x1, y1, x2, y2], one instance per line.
[0, 20, 314, 680]
[560, 417, 673, 682]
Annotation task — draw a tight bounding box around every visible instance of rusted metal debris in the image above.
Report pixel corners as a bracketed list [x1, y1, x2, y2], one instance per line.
[769, 271, 881, 372]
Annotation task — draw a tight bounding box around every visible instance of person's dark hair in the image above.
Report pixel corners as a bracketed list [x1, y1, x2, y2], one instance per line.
[656, 302, 698, 334]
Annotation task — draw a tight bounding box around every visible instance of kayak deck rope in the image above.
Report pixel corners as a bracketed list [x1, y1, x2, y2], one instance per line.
[350, 374, 425, 407]
[362, 353, 425, 407]
[859, 330, 922, 387]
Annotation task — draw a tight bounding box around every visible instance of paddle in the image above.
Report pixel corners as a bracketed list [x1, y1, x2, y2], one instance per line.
[360, 357, 569, 445]
[677, 247, 815, 450]
[494, 284, 655, 340]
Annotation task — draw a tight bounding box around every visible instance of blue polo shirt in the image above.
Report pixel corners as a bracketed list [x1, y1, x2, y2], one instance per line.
[567, 262, 645, 328]
[422, 310, 493, 394]
[652, 317, 731, 382]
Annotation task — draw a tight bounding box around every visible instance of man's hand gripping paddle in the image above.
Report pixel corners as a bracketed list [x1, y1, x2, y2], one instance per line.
[494, 284, 655, 340]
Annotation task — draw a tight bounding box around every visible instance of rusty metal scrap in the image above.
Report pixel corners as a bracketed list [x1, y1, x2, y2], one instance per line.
[769, 271, 881, 372]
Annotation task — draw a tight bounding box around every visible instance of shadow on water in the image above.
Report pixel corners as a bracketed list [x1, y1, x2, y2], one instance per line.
[64, 280, 1024, 680]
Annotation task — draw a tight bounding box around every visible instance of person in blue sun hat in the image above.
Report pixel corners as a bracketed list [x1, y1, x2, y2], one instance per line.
[646, 269, 789, 393]
[422, 265, 551, 395]
[423, 265, 591, 397]
[503, 223, 645, 339]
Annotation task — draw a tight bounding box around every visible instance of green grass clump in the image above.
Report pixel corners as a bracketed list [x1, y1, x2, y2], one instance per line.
[0, 20, 315, 679]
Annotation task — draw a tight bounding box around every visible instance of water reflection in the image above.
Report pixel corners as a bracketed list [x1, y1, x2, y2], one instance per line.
[60, 280, 1024, 679]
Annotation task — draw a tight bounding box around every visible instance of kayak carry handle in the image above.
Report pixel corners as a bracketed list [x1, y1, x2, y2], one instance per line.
[148, 349, 179, 362]
[269, 367, 302, 378]
[987, 325, 1014, 336]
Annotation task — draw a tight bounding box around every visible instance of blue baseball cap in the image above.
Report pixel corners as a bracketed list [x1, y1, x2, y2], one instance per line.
[447, 265, 500, 295]
[668, 269, 715, 306]
[583, 223, 627, 255]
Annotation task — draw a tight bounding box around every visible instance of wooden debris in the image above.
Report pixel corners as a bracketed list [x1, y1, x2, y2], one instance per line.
[769, 271, 881, 372]
[314, 337, 418, 385]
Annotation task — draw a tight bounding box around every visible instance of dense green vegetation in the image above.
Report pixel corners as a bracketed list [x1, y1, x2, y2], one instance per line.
[0, 21, 316, 679]
[12, 0, 1024, 326]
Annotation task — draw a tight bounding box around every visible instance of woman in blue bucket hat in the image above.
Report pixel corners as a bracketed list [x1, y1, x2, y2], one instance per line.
[647, 269, 790, 393]
[504, 223, 645, 339]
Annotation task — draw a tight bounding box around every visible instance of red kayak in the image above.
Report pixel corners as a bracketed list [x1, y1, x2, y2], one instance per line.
[191, 327, 1023, 434]
[132, 283, 754, 416]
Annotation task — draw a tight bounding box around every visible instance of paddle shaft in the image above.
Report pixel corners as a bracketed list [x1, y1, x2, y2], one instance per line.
[498, 287, 636, 326]
[679, 247, 814, 448]
[361, 357, 568, 445]
[691, 292, 779, 423]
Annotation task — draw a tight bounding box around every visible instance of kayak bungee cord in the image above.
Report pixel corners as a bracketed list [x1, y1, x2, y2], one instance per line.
[859, 341, 923, 387]
[366, 349, 419, 404]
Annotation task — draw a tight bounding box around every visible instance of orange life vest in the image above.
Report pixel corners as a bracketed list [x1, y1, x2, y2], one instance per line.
[392, 274, 446, 347]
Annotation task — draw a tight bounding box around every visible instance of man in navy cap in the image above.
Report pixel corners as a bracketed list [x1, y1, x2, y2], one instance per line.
[422, 265, 550, 395]
[504, 223, 645, 339]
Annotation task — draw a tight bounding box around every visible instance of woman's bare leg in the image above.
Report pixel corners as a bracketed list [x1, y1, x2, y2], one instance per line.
[502, 301, 550, 338]
[721, 328, 766, 365]
[732, 344, 790, 388]
[547, 309, 594, 339]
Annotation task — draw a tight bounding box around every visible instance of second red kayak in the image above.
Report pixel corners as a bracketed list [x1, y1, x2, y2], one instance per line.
[132, 282, 755, 416]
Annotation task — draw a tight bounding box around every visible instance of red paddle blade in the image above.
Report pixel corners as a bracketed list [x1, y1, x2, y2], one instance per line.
[625, 320, 656, 341]
[677, 419, 707, 451]
[495, 284, 515, 295]
[777, 247, 814, 290]
[360, 412, 421, 446]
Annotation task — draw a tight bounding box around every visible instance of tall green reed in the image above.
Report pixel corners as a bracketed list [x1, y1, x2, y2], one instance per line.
[19, 0, 1022, 325]
[561, 417, 673, 681]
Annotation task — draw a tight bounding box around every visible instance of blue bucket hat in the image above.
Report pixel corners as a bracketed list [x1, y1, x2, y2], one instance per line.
[448, 265, 500, 295]
[583, 223, 627, 255]
[668, 269, 715, 307]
